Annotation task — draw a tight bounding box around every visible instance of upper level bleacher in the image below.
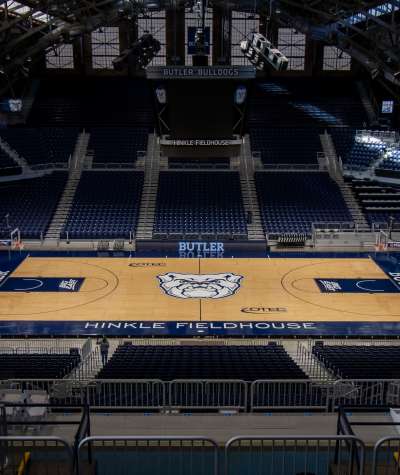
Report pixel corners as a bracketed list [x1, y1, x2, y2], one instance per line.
[250, 127, 321, 165]
[0, 171, 67, 239]
[0, 128, 78, 166]
[255, 172, 353, 236]
[28, 78, 154, 128]
[89, 127, 148, 165]
[153, 171, 247, 239]
[248, 79, 367, 128]
[331, 129, 389, 171]
[0, 146, 21, 176]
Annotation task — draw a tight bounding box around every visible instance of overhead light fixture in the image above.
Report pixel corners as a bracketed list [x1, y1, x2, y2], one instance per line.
[113, 33, 161, 71]
[240, 33, 288, 71]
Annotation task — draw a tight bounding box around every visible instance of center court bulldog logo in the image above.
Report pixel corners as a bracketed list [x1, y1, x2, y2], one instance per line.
[157, 273, 243, 299]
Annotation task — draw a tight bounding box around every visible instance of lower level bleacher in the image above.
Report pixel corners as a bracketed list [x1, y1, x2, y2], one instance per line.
[63, 171, 144, 239]
[255, 172, 353, 236]
[0, 172, 67, 239]
[153, 171, 247, 239]
[349, 179, 400, 227]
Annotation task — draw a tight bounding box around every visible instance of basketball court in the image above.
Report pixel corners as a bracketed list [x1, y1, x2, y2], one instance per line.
[1, 254, 400, 336]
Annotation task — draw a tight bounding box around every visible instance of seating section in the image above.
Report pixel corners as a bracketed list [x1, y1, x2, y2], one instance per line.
[29, 78, 154, 128]
[154, 171, 247, 239]
[169, 157, 230, 170]
[0, 353, 80, 379]
[331, 129, 386, 171]
[0, 147, 21, 176]
[249, 79, 367, 128]
[349, 179, 400, 226]
[377, 147, 400, 172]
[63, 171, 144, 239]
[250, 127, 321, 164]
[97, 344, 307, 380]
[0, 172, 67, 239]
[0, 128, 78, 165]
[255, 172, 353, 235]
[313, 344, 400, 379]
[89, 128, 148, 164]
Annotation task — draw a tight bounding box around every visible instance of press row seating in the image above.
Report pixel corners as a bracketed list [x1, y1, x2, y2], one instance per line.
[97, 344, 307, 381]
[255, 172, 353, 235]
[0, 353, 81, 379]
[62, 171, 144, 239]
[313, 344, 400, 379]
[154, 171, 247, 238]
[0, 172, 68, 239]
[0, 128, 78, 165]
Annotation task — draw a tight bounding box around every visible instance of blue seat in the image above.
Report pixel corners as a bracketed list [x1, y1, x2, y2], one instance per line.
[0, 171, 68, 239]
[62, 171, 144, 239]
[255, 172, 353, 235]
[154, 171, 247, 239]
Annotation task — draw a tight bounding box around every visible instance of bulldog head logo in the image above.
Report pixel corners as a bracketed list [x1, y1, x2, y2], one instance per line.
[157, 273, 243, 299]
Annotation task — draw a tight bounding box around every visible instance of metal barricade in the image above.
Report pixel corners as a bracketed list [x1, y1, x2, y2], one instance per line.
[77, 436, 219, 475]
[250, 380, 330, 411]
[332, 380, 400, 408]
[372, 437, 400, 475]
[85, 380, 165, 409]
[225, 436, 365, 475]
[0, 436, 73, 475]
[3, 379, 85, 406]
[169, 380, 247, 411]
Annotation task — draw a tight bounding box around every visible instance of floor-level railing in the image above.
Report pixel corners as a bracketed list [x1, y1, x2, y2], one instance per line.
[3, 378, 400, 411]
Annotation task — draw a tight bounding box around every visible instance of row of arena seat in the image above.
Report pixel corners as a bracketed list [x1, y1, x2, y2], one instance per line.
[0, 172, 68, 239]
[249, 79, 367, 127]
[349, 179, 400, 226]
[313, 344, 400, 379]
[0, 169, 357, 240]
[0, 353, 81, 379]
[0, 147, 21, 176]
[153, 172, 248, 238]
[255, 172, 353, 235]
[28, 78, 154, 128]
[62, 171, 144, 239]
[250, 127, 321, 165]
[97, 344, 307, 381]
[377, 147, 400, 172]
[88, 127, 148, 164]
[0, 128, 78, 166]
[331, 129, 387, 171]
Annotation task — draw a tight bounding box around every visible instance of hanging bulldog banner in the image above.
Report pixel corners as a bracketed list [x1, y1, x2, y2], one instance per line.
[157, 273, 243, 299]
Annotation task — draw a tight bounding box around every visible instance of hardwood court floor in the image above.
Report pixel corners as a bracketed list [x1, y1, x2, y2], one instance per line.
[0, 256, 399, 322]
